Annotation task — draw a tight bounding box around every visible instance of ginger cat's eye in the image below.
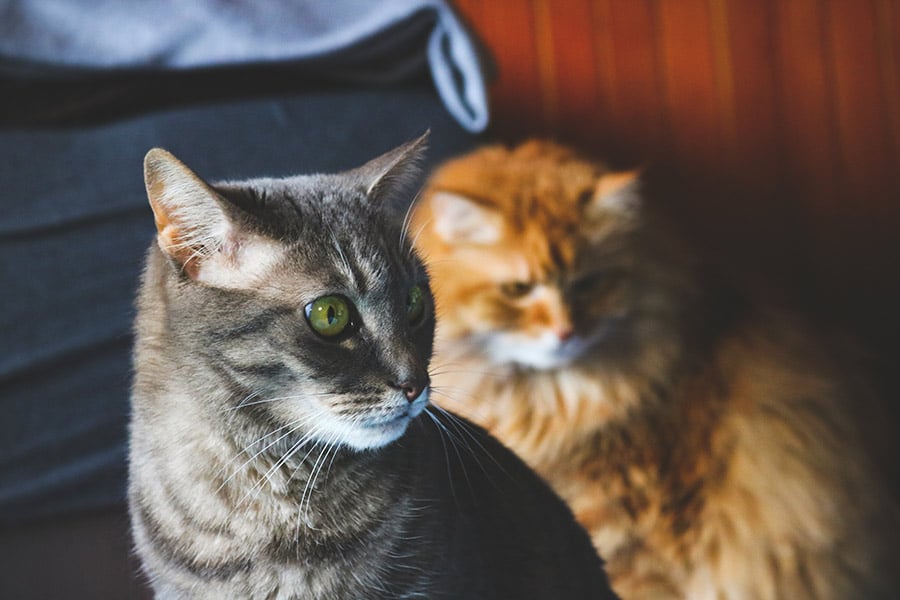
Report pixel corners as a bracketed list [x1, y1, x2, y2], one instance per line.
[500, 281, 534, 298]
[571, 271, 622, 296]
[305, 295, 353, 338]
[407, 285, 425, 324]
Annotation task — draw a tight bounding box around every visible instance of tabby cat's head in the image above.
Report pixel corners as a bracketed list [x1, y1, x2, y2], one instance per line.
[412, 140, 693, 371]
[139, 135, 434, 450]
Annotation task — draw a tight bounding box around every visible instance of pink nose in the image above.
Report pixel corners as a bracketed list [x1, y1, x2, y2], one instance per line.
[557, 329, 574, 342]
[389, 377, 430, 402]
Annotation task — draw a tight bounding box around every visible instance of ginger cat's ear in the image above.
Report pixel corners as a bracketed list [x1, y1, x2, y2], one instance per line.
[428, 191, 504, 245]
[589, 170, 642, 216]
[143, 148, 280, 287]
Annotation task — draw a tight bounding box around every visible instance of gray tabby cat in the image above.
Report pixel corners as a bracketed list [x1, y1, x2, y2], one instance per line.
[128, 134, 618, 599]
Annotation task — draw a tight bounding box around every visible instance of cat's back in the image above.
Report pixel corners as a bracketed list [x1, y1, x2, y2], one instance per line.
[677, 310, 900, 597]
[403, 409, 618, 599]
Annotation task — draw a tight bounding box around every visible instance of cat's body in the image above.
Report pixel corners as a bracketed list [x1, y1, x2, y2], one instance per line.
[128, 137, 617, 599]
[412, 141, 899, 599]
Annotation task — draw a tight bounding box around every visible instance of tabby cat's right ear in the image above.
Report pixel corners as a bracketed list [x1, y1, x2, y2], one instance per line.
[427, 191, 504, 245]
[143, 149, 280, 288]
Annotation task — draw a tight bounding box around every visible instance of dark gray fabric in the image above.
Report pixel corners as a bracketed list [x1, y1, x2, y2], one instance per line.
[0, 84, 483, 525]
[0, 0, 490, 131]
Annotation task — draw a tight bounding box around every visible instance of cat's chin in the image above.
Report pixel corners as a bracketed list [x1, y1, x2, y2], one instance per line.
[318, 388, 430, 451]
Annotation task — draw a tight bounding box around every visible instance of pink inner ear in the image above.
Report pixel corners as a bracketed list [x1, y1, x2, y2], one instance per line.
[144, 148, 235, 280]
[149, 193, 207, 278]
[156, 223, 203, 278]
[595, 171, 639, 199]
[431, 191, 503, 245]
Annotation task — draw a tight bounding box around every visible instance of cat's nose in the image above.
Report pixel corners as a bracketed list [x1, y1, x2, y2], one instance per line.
[389, 377, 430, 402]
[557, 328, 574, 342]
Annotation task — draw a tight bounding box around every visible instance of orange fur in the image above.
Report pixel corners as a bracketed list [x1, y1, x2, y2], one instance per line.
[412, 141, 899, 599]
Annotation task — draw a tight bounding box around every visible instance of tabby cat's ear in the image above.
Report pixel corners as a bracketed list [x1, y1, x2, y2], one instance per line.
[428, 191, 504, 245]
[357, 131, 430, 202]
[589, 170, 642, 216]
[143, 148, 280, 288]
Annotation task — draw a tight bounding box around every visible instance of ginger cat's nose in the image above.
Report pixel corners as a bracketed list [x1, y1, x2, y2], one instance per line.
[557, 329, 574, 342]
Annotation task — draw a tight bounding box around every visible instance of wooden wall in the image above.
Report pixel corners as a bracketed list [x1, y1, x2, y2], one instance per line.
[453, 0, 900, 343]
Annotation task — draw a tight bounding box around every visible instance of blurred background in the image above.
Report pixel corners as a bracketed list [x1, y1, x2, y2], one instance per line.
[455, 0, 900, 352]
[2, 1, 897, 597]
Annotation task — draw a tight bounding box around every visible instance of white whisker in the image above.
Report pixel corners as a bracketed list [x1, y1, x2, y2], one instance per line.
[407, 214, 434, 256]
[431, 404, 512, 484]
[424, 408, 458, 505]
[398, 188, 424, 252]
[214, 416, 310, 488]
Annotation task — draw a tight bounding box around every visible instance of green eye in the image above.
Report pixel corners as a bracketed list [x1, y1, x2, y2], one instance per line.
[305, 295, 353, 337]
[406, 285, 425, 324]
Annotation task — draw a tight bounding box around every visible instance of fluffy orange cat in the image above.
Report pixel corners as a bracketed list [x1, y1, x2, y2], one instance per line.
[411, 140, 899, 599]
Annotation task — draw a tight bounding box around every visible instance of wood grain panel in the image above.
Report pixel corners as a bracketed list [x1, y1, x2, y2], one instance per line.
[828, 1, 894, 206]
[599, 0, 665, 162]
[722, 0, 781, 183]
[461, 0, 543, 129]
[875, 0, 900, 178]
[452, 0, 900, 331]
[657, 0, 721, 167]
[544, 0, 603, 143]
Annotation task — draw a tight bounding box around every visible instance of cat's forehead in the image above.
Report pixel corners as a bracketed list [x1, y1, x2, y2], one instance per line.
[206, 166, 427, 301]
[220, 174, 369, 228]
[434, 145, 597, 201]
[223, 179, 415, 296]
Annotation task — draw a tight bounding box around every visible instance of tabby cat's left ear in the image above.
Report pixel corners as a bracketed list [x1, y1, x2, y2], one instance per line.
[589, 170, 642, 216]
[356, 131, 430, 203]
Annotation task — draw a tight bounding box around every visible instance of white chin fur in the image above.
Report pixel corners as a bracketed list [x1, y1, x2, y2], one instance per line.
[486, 333, 592, 370]
[310, 388, 430, 451]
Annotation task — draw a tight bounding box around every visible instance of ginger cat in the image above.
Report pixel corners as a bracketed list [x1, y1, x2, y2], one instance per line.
[411, 140, 899, 599]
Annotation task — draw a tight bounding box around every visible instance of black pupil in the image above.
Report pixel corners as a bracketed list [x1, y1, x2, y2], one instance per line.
[327, 305, 336, 324]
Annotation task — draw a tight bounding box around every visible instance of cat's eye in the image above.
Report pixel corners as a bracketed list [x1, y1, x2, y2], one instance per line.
[577, 188, 594, 206]
[406, 285, 426, 324]
[305, 295, 353, 338]
[500, 281, 534, 298]
[571, 271, 622, 296]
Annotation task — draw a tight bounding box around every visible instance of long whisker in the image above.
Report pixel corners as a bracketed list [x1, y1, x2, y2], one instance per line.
[425, 406, 476, 501]
[423, 407, 459, 506]
[428, 387, 500, 449]
[224, 391, 344, 413]
[428, 357, 508, 381]
[214, 416, 310, 488]
[240, 432, 313, 507]
[231, 424, 323, 512]
[328, 225, 355, 284]
[407, 215, 435, 257]
[431, 403, 514, 485]
[301, 430, 340, 520]
[398, 188, 424, 252]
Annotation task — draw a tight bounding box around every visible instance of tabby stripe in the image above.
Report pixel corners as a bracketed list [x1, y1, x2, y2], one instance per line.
[209, 307, 295, 341]
[225, 361, 291, 379]
[267, 510, 389, 565]
[135, 496, 252, 581]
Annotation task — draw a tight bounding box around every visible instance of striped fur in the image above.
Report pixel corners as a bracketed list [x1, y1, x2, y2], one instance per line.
[129, 137, 617, 599]
[412, 140, 900, 599]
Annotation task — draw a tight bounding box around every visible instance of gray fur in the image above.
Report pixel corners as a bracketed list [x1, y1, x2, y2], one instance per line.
[129, 135, 617, 599]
